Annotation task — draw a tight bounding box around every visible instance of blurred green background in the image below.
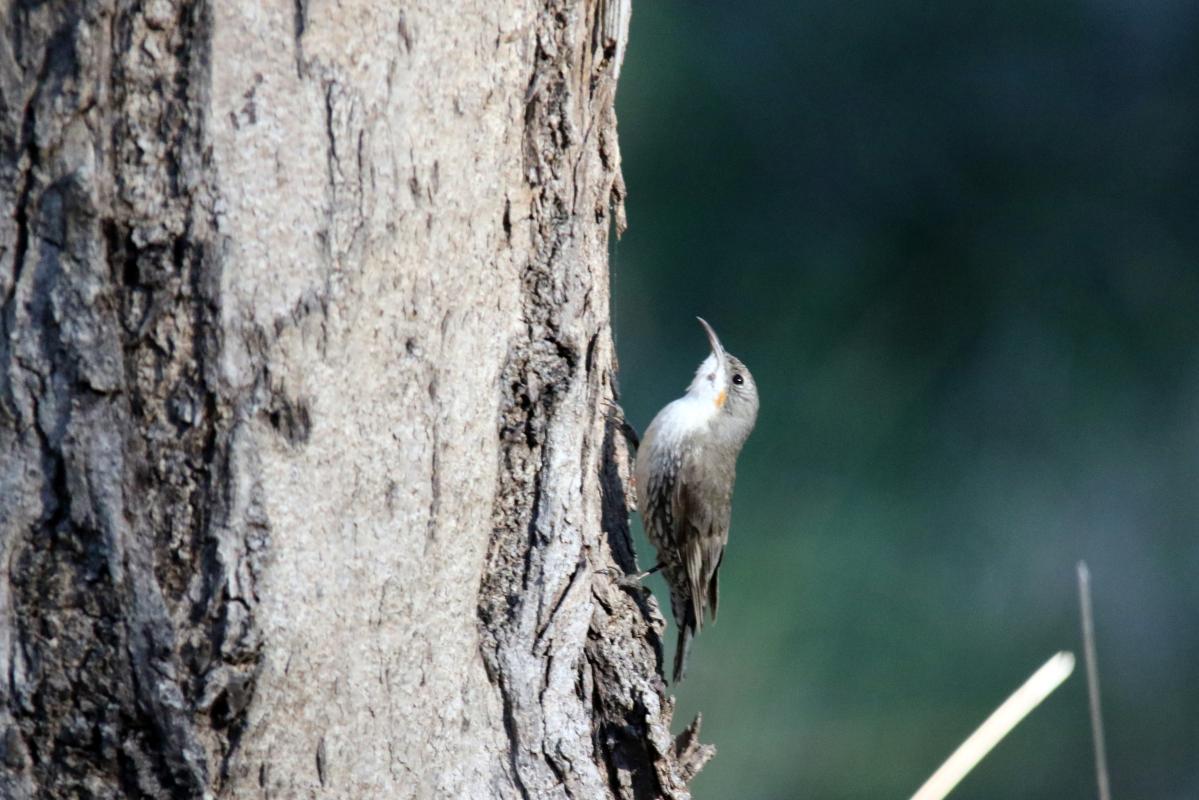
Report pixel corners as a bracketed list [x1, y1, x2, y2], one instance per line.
[611, 2, 1199, 798]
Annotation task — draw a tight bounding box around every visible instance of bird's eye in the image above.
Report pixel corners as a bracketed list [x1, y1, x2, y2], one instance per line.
[732, 373, 744, 386]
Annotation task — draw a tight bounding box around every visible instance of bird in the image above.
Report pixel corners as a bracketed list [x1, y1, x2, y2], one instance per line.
[635, 317, 759, 683]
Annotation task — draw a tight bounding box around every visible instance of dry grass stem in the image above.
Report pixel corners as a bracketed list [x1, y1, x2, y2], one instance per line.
[910, 651, 1076, 800]
[1078, 562, 1112, 800]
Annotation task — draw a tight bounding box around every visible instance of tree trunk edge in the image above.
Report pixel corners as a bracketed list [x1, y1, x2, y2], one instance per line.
[477, 2, 712, 798]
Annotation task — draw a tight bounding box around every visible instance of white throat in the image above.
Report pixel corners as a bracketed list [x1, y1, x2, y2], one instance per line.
[651, 352, 728, 438]
[687, 352, 728, 408]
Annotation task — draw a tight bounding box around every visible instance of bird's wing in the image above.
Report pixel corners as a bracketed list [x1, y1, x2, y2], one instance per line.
[708, 549, 725, 622]
[673, 449, 731, 629]
[637, 440, 676, 555]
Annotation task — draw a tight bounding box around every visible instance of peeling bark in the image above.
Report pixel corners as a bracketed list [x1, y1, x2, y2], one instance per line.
[0, 1, 706, 798]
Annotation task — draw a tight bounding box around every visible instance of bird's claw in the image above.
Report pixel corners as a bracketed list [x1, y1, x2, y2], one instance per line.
[601, 399, 641, 453]
[597, 565, 652, 591]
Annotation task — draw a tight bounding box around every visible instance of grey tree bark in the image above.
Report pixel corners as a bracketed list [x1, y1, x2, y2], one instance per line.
[0, 1, 713, 798]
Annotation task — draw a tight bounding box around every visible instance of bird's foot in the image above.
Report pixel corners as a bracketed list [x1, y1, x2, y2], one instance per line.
[598, 563, 662, 590]
[601, 399, 641, 454]
[603, 563, 663, 587]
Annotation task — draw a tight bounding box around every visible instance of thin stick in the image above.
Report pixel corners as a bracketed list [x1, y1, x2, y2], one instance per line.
[1078, 562, 1112, 800]
[910, 652, 1076, 800]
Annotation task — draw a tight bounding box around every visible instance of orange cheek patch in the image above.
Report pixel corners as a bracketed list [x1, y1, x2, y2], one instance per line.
[715, 390, 728, 408]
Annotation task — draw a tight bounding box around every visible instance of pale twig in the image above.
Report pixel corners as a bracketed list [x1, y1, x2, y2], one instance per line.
[910, 651, 1076, 800]
[1078, 562, 1112, 800]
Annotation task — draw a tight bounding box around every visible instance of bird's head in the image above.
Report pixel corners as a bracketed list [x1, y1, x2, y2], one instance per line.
[688, 317, 759, 440]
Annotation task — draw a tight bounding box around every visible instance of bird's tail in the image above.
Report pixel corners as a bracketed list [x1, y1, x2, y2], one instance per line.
[672, 609, 696, 683]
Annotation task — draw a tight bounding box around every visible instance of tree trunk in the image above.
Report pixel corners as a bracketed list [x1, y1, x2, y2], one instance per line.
[0, 1, 711, 798]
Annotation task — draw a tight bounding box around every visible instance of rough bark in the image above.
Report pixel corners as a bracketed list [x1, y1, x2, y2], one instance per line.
[0, 1, 710, 798]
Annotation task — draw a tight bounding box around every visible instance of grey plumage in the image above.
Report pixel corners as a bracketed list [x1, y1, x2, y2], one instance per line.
[635, 319, 759, 682]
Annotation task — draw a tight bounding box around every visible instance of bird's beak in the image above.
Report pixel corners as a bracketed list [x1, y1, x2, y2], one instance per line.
[697, 317, 729, 408]
[697, 317, 726, 362]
